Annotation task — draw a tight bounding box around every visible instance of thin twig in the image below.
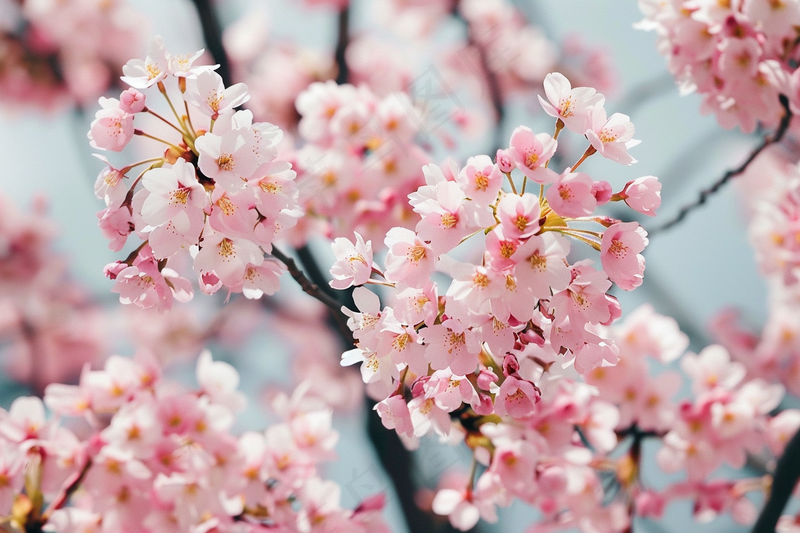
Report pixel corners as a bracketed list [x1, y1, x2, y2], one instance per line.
[649, 94, 792, 236]
[270, 247, 343, 314]
[752, 427, 800, 533]
[42, 457, 92, 520]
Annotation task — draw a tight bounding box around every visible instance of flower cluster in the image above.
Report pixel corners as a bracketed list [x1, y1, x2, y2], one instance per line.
[326, 73, 666, 529]
[0, 0, 146, 111]
[89, 38, 303, 311]
[414, 302, 795, 532]
[290, 81, 430, 243]
[708, 149, 800, 395]
[638, 0, 798, 131]
[0, 351, 388, 533]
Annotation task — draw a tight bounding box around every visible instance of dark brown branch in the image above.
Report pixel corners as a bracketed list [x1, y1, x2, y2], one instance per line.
[366, 403, 461, 533]
[752, 427, 800, 533]
[270, 246, 344, 315]
[189, 0, 233, 87]
[649, 94, 792, 237]
[334, 6, 351, 85]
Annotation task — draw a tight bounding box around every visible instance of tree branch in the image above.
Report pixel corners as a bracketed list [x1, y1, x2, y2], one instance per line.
[752, 427, 800, 533]
[648, 94, 792, 237]
[334, 6, 351, 85]
[190, 0, 233, 87]
[270, 247, 342, 312]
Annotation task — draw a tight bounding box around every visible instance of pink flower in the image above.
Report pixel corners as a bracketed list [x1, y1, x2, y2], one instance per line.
[423, 319, 481, 376]
[383, 227, 435, 288]
[119, 88, 145, 114]
[88, 97, 133, 152]
[112, 252, 193, 311]
[496, 193, 541, 240]
[237, 259, 285, 299]
[185, 70, 249, 119]
[193, 231, 264, 287]
[329, 232, 373, 289]
[120, 36, 169, 89]
[600, 222, 647, 291]
[538, 72, 604, 133]
[586, 106, 640, 165]
[457, 155, 503, 207]
[546, 171, 597, 217]
[97, 206, 133, 252]
[492, 375, 540, 418]
[507, 126, 558, 184]
[495, 148, 515, 173]
[195, 129, 260, 192]
[512, 232, 571, 299]
[375, 395, 414, 437]
[619, 176, 661, 216]
[93, 154, 128, 210]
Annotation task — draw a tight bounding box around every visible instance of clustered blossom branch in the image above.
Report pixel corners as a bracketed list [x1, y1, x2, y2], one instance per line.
[0, 352, 389, 533]
[89, 38, 303, 311]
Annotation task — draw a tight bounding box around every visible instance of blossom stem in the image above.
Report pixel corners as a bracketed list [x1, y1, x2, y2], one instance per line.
[649, 94, 792, 237]
[123, 240, 148, 265]
[184, 100, 196, 138]
[42, 458, 93, 520]
[545, 226, 603, 238]
[559, 231, 602, 251]
[365, 279, 395, 287]
[467, 454, 479, 495]
[127, 157, 164, 171]
[157, 81, 183, 127]
[544, 119, 565, 170]
[145, 107, 185, 135]
[504, 171, 518, 195]
[133, 130, 183, 152]
[570, 145, 597, 171]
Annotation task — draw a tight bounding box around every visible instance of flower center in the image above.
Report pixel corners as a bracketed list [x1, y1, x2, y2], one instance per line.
[441, 212, 458, 229]
[218, 153, 235, 171]
[219, 238, 235, 258]
[216, 196, 236, 215]
[608, 238, 628, 259]
[525, 151, 539, 169]
[474, 172, 489, 191]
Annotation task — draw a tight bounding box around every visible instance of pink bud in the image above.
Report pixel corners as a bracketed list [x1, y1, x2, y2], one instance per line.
[200, 271, 222, 295]
[502, 354, 520, 377]
[476, 367, 498, 390]
[496, 148, 515, 173]
[472, 392, 494, 415]
[620, 176, 661, 217]
[592, 180, 613, 205]
[119, 88, 146, 113]
[104, 261, 126, 280]
[411, 376, 430, 398]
